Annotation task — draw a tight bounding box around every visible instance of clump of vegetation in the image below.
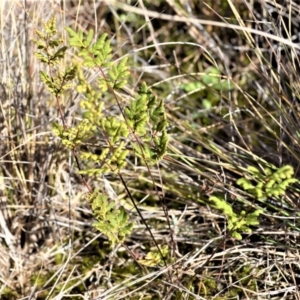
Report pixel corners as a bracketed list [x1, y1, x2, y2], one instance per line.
[237, 165, 298, 200]
[34, 16, 168, 246]
[208, 164, 298, 240]
[209, 194, 263, 240]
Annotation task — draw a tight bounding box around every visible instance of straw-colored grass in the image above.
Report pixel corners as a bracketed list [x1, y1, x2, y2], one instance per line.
[1, 0, 300, 299]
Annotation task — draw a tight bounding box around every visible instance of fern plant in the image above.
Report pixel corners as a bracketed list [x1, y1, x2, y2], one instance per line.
[34, 17, 169, 245]
[209, 164, 298, 240]
[209, 195, 263, 240]
[237, 165, 298, 200]
[138, 245, 169, 267]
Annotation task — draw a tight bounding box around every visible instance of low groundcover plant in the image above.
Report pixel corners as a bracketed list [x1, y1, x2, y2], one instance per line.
[34, 16, 169, 246]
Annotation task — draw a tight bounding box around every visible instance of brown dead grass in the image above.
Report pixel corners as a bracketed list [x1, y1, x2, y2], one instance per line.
[1, 0, 300, 299]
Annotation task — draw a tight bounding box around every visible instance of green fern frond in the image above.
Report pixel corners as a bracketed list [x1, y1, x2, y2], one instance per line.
[151, 131, 169, 161]
[34, 19, 75, 95]
[101, 117, 129, 144]
[209, 195, 263, 240]
[87, 191, 133, 245]
[44, 16, 57, 36]
[139, 245, 169, 267]
[66, 28, 113, 68]
[238, 164, 298, 200]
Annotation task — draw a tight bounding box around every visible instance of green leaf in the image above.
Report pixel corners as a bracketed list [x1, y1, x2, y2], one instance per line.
[247, 166, 261, 176]
[52, 46, 68, 60]
[236, 178, 254, 190]
[179, 81, 204, 93]
[85, 29, 94, 47]
[139, 245, 169, 267]
[52, 122, 64, 136]
[34, 52, 49, 64]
